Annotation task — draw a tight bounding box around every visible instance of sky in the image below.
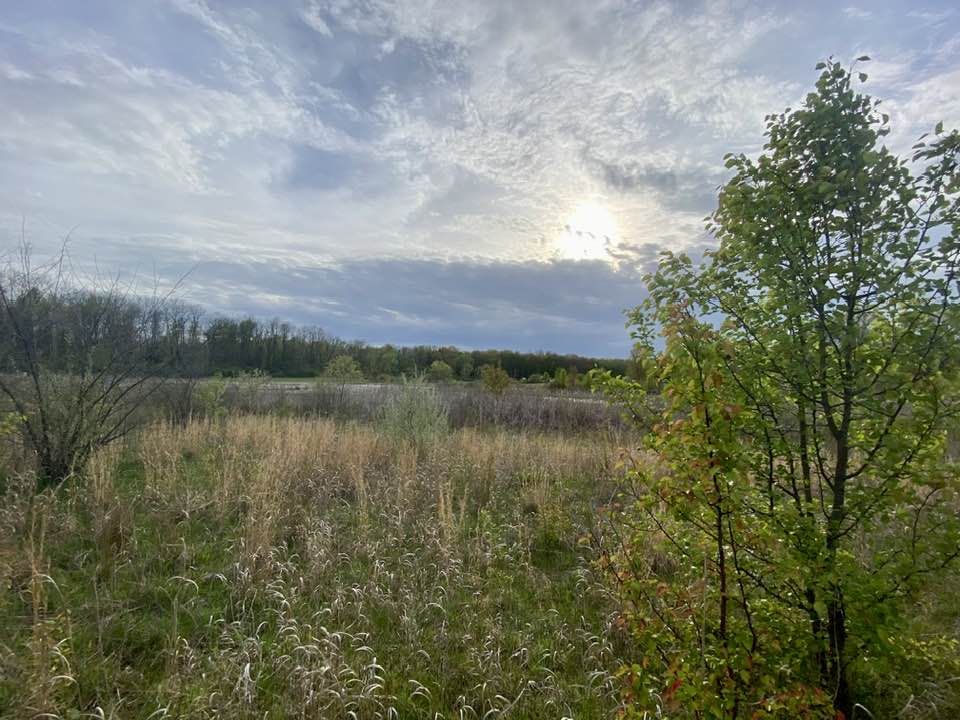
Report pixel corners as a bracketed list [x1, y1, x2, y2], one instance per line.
[1, 1, 959, 356]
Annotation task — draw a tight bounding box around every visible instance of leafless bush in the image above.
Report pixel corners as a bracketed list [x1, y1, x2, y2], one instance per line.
[0, 243, 182, 490]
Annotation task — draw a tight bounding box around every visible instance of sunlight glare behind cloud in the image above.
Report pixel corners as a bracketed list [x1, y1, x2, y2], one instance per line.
[557, 202, 617, 260]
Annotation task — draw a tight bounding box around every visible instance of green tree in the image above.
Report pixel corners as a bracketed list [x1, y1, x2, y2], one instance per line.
[455, 352, 474, 380]
[548, 367, 568, 390]
[427, 359, 454, 383]
[323, 354, 363, 381]
[625, 341, 659, 392]
[479, 364, 511, 396]
[369, 344, 400, 379]
[596, 60, 960, 718]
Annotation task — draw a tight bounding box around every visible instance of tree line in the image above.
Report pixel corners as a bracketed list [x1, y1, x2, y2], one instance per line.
[0, 257, 632, 386]
[200, 315, 630, 380]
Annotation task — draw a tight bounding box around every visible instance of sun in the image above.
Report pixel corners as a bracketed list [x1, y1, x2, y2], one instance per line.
[557, 202, 617, 260]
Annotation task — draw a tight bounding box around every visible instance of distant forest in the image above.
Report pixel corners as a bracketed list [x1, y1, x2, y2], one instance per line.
[198, 312, 631, 380]
[0, 288, 630, 381]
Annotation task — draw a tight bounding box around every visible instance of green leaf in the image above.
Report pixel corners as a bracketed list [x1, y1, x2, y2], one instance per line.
[857, 55, 871, 62]
[935, 121, 944, 134]
[604, 60, 960, 720]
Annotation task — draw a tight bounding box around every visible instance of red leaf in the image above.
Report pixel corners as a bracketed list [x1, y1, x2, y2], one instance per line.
[664, 677, 683, 699]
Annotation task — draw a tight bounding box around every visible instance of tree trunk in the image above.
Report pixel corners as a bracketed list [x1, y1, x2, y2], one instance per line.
[827, 596, 851, 717]
[826, 426, 851, 718]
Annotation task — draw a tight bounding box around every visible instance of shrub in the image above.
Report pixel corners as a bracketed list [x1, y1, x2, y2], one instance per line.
[479, 365, 511, 396]
[427, 360, 454, 383]
[380, 375, 449, 454]
[0, 245, 179, 490]
[324, 355, 363, 380]
[548, 368, 568, 390]
[194, 376, 228, 420]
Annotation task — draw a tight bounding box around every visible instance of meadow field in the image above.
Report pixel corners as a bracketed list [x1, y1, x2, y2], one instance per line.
[3, 53, 960, 720]
[0, 410, 632, 718]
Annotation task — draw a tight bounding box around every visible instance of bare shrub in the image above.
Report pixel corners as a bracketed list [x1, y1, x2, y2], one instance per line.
[0, 244, 183, 490]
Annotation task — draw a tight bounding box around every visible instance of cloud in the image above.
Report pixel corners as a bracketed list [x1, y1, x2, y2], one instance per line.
[1, 0, 958, 353]
[302, 1, 334, 37]
[166, 255, 661, 356]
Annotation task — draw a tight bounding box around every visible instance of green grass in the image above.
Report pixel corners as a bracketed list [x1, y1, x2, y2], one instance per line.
[0, 417, 628, 718]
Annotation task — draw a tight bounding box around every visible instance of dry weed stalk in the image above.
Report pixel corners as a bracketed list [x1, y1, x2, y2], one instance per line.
[25, 495, 75, 716]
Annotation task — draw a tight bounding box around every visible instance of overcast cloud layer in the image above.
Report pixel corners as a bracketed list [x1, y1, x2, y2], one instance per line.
[2, 1, 959, 355]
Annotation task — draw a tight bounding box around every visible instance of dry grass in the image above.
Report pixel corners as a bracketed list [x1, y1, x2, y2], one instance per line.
[206, 380, 631, 434]
[0, 415, 628, 718]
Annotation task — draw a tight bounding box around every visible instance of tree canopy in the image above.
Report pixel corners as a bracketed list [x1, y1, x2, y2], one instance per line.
[593, 59, 960, 718]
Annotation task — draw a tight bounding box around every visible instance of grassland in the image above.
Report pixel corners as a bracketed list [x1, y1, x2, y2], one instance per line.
[0, 415, 630, 719]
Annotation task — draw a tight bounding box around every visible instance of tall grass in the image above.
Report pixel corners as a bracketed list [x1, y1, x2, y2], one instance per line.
[192, 380, 631, 434]
[0, 415, 627, 718]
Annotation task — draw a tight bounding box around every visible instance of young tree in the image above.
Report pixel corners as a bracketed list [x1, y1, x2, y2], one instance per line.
[455, 352, 474, 380]
[323, 354, 363, 381]
[548, 367, 569, 390]
[427, 359, 454, 383]
[479, 364, 511, 396]
[0, 245, 180, 490]
[595, 60, 960, 717]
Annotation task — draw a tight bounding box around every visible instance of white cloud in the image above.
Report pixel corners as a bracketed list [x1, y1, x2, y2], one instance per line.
[1, 0, 958, 352]
[905, 9, 955, 26]
[843, 7, 873, 20]
[0, 61, 31, 80]
[302, 1, 334, 37]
